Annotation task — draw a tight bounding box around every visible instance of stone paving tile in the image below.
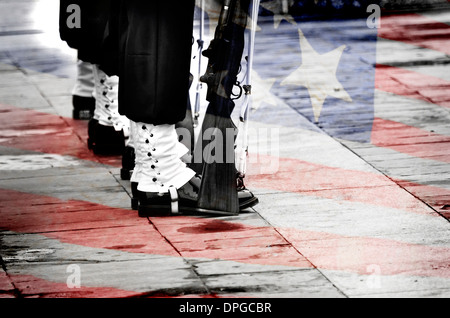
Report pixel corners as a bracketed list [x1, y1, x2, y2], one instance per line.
[254, 192, 450, 244]
[202, 269, 345, 298]
[0, 170, 130, 205]
[319, 269, 450, 298]
[191, 259, 303, 276]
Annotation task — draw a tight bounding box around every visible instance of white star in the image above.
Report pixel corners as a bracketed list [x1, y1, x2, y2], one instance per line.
[260, 1, 297, 29]
[280, 29, 352, 122]
[250, 70, 278, 110]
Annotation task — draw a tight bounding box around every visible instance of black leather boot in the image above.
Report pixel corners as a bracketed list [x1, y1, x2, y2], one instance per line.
[121, 146, 135, 180]
[237, 187, 259, 210]
[130, 181, 139, 211]
[137, 176, 204, 217]
[72, 95, 95, 120]
[136, 176, 259, 215]
[87, 118, 126, 155]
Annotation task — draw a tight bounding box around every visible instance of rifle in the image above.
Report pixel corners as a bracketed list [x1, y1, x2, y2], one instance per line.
[236, 0, 260, 190]
[191, 0, 252, 215]
[193, 0, 205, 129]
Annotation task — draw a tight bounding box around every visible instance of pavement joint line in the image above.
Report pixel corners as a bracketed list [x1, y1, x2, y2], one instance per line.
[248, 209, 349, 298]
[0, 254, 23, 298]
[379, 59, 450, 67]
[337, 137, 449, 221]
[0, 225, 142, 236]
[110, 171, 133, 200]
[385, 76, 437, 106]
[143, 216, 215, 296]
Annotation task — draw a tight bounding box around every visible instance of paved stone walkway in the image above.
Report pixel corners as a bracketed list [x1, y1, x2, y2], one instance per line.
[0, 1, 449, 299]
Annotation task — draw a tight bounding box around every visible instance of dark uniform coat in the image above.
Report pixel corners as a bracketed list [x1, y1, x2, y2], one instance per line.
[60, 0, 195, 126]
[59, 0, 117, 74]
[116, 0, 195, 125]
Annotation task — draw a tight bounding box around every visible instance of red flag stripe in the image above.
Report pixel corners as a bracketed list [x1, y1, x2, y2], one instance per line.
[278, 227, 450, 278]
[0, 103, 121, 167]
[379, 13, 450, 55]
[0, 188, 313, 269]
[2, 274, 228, 298]
[375, 64, 450, 109]
[245, 154, 440, 216]
[392, 178, 450, 219]
[2, 188, 450, 278]
[2, 274, 139, 298]
[371, 117, 450, 163]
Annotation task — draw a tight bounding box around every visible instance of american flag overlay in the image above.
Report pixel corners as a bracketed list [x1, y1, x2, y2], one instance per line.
[0, 0, 449, 299]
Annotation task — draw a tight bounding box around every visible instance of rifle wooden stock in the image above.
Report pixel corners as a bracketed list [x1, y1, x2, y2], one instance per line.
[191, 0, 250, 214]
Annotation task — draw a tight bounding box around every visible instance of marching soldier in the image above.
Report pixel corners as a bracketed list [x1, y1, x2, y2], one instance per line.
[115, 0, 258, 215]
[59, 0, 131, 157]
[71, 58, 95, 120]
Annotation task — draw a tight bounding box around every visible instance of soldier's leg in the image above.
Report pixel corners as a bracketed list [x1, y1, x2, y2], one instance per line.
[88, 65, 130, 155]
[72, 58, 95, 120]
[119, 0, 257, 215]
[117, 0, 195, 215]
